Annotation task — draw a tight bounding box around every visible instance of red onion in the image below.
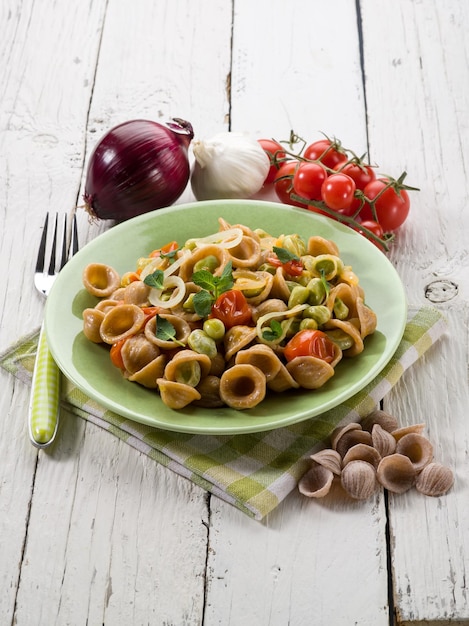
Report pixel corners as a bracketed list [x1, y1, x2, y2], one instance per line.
[84, 118, 194, 221]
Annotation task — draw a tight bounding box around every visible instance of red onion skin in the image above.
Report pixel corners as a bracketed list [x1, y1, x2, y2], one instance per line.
[84, 118, 194, 221]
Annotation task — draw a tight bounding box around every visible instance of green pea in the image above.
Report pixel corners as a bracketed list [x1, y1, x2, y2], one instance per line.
[333, 297, 349, 320]
[306, 278, 327, 305]
[174, 361, 202, 387]
[288, 285, 310, 308]
[203, 318, 226, 341]
[193, 255, 219, 273]
[188, 329, 217, 358]
[302, 305, 331, 325]
[300, 318, 318, 331]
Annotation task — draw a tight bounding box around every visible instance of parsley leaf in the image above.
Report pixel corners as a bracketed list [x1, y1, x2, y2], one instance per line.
[192, 290, 213, 318]
[143, 269, 164, 290]
[262, 319, 283, 342]
[160, 248, 180, 264]
[191, 261, 234, 317]
[155, 315, 184, 346]
[272, 246, 300, 264]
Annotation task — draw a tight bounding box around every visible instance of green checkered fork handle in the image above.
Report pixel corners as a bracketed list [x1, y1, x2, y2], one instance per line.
[28, 213, 79, 448]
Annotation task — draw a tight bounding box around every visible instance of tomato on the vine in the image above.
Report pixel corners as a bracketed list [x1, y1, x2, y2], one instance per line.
[354, 220, 386, 250]
[336, 162, 376, 190]
[273, 160, 308, 207]
[258, 139, 286, 184]
[211, 289, 252, 329]
[283, 329, 337, 363]
[360, 178, 410, 230]
[321, 173, 356, 211]
[292, 162, 327, 201]
[304, 139, 347, 169]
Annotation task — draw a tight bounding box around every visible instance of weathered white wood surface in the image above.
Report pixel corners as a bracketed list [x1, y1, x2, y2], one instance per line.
[0, 1, 467, 625]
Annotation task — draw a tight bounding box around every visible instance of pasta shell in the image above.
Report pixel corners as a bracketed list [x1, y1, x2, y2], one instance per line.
[178, 244, 230, 282]
[377, 454, 416, 494]
[298, 463, 334, 498]
[235, 344, 282, 381]
[233, 270, 274, 306]
[99, 304, 145, 344]
[396, 433, 433, 473]
[223, 325, 257, 361]
[267, 362, 300, 392]
[415, 462, 454, 496]
[331, 423, 372, 458]
[361, 409, 399, 433]
[371, 423, 397, 457]
[123, 280, 152, 307]
[128, 354, 166, 388]
[286, 356, 335, 389]
[227, 236, 262, 268]
[392, 423, 426, 442]
[193, 375, 224, 408]
[82, 308, 105, 343]
[164, 350, 212, 386]
[95, 299, 122, 314]
[219, 364, 266, 409]
[341, 460, 378, 500]
[307, 236, 340, 256]
[326, 283, 359, 319]
[121, 333, 161, 374]
[251, 298, 288, 323]
[310, 449, 342, 475]
[356, 296, 378, 338]
[325, 318, 364, 357]
[269, 266, 291, 301]
[82, 263, 121, 297]
[342, 443, 381, 470]
[157, 378, 201, 409]
[144, 314, 191, 349]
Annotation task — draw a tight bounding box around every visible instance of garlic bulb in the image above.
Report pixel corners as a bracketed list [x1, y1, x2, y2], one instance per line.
[190, 132, 270, 200]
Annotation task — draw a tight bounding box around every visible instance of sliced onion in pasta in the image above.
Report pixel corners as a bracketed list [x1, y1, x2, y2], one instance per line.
[191, 227, 243, 249]
[148, 275, 186, 308]
[256, 304, 309, 343]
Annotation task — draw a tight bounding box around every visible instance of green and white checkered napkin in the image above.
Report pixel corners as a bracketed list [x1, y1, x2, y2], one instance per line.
[1, 306, 447, 520]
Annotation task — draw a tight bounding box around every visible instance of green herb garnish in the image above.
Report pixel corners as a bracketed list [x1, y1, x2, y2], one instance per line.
[143, 269, 165, 290]
[155, 315, 185, 346]
[261, 319, 283, 342]
[160, 248, 180, 263]
[272, 246, 300, 264]
[192, 261, 234, 318]
[319, 268, 330, 297]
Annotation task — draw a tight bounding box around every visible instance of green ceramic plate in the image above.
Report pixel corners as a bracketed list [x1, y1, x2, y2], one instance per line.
[45, 200, 407, 434]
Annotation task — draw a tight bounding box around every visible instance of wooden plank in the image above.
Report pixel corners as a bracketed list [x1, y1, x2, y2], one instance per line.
[361, 0, 469, 622]
[1, 0, 231, 623]
[205, 2, 389, 624]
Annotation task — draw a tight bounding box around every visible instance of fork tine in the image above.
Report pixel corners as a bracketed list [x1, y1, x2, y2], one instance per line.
[48, 213, 59, 276]
[59, 214, 68, 270]
[35, 213, 49, 273]
[70, 214, 79, 258]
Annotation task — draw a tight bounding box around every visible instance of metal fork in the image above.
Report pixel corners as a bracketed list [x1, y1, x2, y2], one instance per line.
[28, 213, 79, 448]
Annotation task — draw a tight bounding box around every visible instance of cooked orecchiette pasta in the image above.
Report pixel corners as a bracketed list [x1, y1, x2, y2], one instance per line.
[81, 218, 377, 411]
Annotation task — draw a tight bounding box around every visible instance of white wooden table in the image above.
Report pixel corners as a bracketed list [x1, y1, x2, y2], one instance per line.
[1, 1, 468, 624]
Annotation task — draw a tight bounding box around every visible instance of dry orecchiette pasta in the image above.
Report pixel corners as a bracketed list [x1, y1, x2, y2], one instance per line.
[81, 218, 377, 411]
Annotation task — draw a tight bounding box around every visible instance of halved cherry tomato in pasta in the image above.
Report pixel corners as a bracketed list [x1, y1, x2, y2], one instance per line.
[110, 338, 127, 370]
[266, 255, 304, 277]
[149, 240, 179, 258]
[211, 289, 252, 329]
[283, 329, 337, 363]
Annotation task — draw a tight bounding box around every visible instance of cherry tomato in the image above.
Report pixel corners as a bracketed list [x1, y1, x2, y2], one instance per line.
[321, 173, 356, 211]
[110, 339, 127, 370]
[266, 255, 304, 277]
[354, 220, 386, 250]
[211, 289, 252, 329]
[335, 162, 376, 190]
[149, 240, 179, 258]
[360, 178, 410, 230]
[292, 162, 328, 201]
[283, 329, 337, 363]
[304, 139, 347, 169]
[274, 161, 308, 207]
[258, 139, 286, 184]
